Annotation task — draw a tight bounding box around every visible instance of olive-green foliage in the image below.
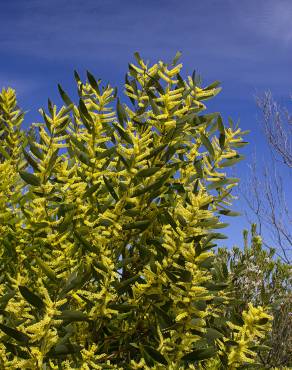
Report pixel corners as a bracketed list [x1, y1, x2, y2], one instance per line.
[217, 225, 292, 368]
[0, 54, 271, 369]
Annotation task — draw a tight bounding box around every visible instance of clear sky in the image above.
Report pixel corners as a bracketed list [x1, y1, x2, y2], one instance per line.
[1, 0, 291, 248]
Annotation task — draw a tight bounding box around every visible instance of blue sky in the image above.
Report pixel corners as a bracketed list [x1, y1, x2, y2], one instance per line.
[1, 0, 291, 248]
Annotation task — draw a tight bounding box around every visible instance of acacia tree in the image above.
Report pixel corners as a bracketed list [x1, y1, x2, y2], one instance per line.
[0, 54, 272, 369]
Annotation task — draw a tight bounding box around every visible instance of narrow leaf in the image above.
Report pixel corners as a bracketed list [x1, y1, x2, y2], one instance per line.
[19, 285, 45, 310]
[0, 323, 30, 344]
[19, 171, 41, 186]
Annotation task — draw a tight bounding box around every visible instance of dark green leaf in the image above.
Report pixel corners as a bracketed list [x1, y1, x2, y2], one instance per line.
[83, 183, 100, 198]
[103, 176, 119, 201]
[58, 84, 72, 106]
[194, 159, 203, 178]
[143, 345, 168, 365]
[29, 142, 44, 160]
[116, 98, 127, 126]
[217, 116, 224, 134]
[19, 285, 45, 310]
[257, 317, 269, 325]
[19, 171, 40, 186]
[207, 178, 239, 190]
[23, 150, 39, 172]
[47, 149, 59, 174]
[145, 143, 167, 160]
[95, 146, 115, 160]
[115, 275, 140, 293]
[86, 70, 100, 95]
[136, 167, 160, 178]
[182, 347, 216, 362]
[201, 133, 215, 159]
[204, 328, 224, 340]
[113, 123, 133, 145]
[35, 257, 58, 282]
[218, 210, 241, 217]
[219, 155, 244, 168]
[0, 290, 15, 310]
[0, 323, 30, 344]
[123, 220, 151, 230]
[56, 310, 89, 322]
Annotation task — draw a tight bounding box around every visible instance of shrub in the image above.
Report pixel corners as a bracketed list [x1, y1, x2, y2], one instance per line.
[217, 225, 292, 368]
[0, 54, 272, 369]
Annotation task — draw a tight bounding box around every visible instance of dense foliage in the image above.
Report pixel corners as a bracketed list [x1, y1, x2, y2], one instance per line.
[0, 54, 273, 369]
[217, 225, 292, 368]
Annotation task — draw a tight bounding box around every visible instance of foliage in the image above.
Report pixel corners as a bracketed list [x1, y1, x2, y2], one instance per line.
[217, 225, 292, 368]
[0, 54, 272, 369]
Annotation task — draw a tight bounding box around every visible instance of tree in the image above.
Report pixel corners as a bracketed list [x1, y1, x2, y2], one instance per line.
[217, 225, 292, 368]
[0, 54, 271, 369]
[240, 92, 291, 263]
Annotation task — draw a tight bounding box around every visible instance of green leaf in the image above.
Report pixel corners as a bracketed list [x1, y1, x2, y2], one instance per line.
[172, 51, 182, 65]
[75, 149, 92, 167]
[47, 149, 59, 174]
[0, 146, 11, 160]
[132, 170, 173, 197]
[3, 341, 29, 359]
[136, 167, 160, 178]
[257, 317, 269, 325]
[194, 159, 203, 178]
[86, 70, 100, 95]
[218, 210, 241, 217]
[143, 345, 168, 365]
[19, 285, 45, 310]
[219, 155, 244, 167]
[149, 97, 160, 115]
[116, 98, 127, 126]
[56, 310, 89, 322]
[204, 328, 224, 340]
[207, 177, 239, 190]
[153, 305, 173, 327]
[58, 212, 74, 233]
[23, 150, 40, 172]
[29, 142, 44, 160]
[78, 99, 93, 131]
[95, 146, 116, 160]
[162, 211, 177, 231]
[70, 136, 88, 153]
[115, 275, 140, 294]
[0, 323, 30, 344]
[134, 51, 143, 65]
[182, 347, 216, 362]
[58, 84, 72, 106]
[74, 70, 81, 84]
[123, 220, 151, 230]
[205, 80, 221, 90]
[217, 115, 224, 134]
[103, 176, 119, 201]
[113, 123, 133, 145]
[219, 133, 225, 149]
[146, 144, 167, 161]
[201, 133, 215, 159]
[83, 183, 100, 198]
[0, 290, 15, 310]
[35, 257, 58, 282]
[19, 171, 41, 186]
[47, 343, 81, 357]
[74, 231, 93, 252]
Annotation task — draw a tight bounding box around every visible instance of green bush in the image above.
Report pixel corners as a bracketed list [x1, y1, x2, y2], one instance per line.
[0, 54, 272, 369]
[217, 225, 292, 368]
